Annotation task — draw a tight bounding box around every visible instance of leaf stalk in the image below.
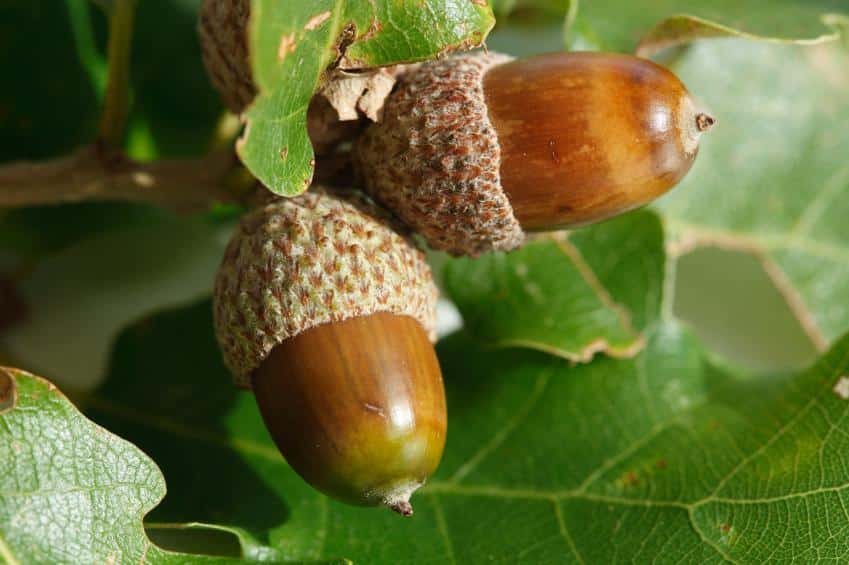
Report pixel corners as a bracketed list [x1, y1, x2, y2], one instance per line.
[98, 0, 136, 146]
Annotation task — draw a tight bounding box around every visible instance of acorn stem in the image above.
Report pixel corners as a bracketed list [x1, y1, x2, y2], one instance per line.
[696, 113, 716, 132]
[387, 499, 414, 517]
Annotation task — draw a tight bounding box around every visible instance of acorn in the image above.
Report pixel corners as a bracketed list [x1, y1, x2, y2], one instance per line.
[197, 0, 253, 113]
[197, 0, 364, 154]
[353, 51, 715, 256]
[213, 189, 444, 515]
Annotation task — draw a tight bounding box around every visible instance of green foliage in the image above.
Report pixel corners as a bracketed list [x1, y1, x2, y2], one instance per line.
[0, 368, 164, 562]
[0, 1, 99, 160]
[14, 294, 849, 562]
[0, 367, 296, 563]
[569, 0, 845, 53]
[489, 0, 571, 19]
[130, 0, 223, 156]
[1, 214, 233, 391]
[239, 0, 495, 195]
[3, 0, 849, 563]
[445, 211, 664, 361]
[660, 39, 849, 345]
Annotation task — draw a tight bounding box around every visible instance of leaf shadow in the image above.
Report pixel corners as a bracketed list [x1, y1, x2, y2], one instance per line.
[85, 299, 289, 543]
[0, 367, 14, 413]
[130, 0, 223, 156]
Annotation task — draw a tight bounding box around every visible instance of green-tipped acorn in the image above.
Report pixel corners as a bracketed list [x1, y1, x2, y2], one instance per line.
[213, 190, 445, 514]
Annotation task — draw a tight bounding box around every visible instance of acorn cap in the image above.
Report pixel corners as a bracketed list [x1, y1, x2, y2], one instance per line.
[214, 189, 439, 388]
[198, 0, 254, 113]
[352, 52, 523, 257]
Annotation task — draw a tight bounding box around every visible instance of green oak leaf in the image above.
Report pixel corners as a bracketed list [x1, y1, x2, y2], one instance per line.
[0, 367, 344, 563]
[0, 213, 233, 392]
[130, 0, 224, 157]
[79, 293, 849, 561]
[0, 202, 165, 261]
[0, 1, 99, 162]
[0, 368, 211, 562]
[444, 210, 664, 362]
[431, 327, 849, 562]
[0, 367, 163, 562]
[239, 0, 494, 196]
[89, 0, 114, 12]
[489, 0, 571, 19]
[568, 0, 846, 54]
[658, 39, 849, 350]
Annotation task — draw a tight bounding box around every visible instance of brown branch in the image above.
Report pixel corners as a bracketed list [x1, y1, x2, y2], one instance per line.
[0, 145, 242, 212]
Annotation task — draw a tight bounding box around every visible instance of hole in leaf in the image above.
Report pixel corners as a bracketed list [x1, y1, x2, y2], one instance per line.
[673, 247, 819, 372]
[145, 524, 241, 558]
[0, 369, 14, 413]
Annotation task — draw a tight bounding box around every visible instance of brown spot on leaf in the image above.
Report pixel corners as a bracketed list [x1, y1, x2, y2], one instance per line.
[333, 22, 358, 68]
[719, 523, 732, 534]
[305, 11, 331, 31]
[622, 471, 639, 487]
[360, 17, 383, 42]
[436, 32, 486, 59]
[277, 33, 296, 61]
[655, 459, 668, 469]
[280, 146, 289, 160]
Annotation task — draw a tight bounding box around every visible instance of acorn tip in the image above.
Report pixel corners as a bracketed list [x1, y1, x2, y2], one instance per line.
[696, 113, 716, 132]
[388, 500, 414, 517]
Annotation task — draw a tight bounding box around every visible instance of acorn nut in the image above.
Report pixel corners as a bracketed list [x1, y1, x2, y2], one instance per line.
[213, 190, 444, 515]
[353, 51, 715, 257]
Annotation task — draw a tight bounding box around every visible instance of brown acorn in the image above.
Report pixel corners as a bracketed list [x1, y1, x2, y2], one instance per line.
[213, 190, 444, 515]
[353, 51, 715, 256]
[197, 0, 253, 113]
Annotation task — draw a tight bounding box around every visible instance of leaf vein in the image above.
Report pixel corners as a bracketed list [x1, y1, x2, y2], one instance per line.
[447, 367, 552, 484]
[552, 500, 585, 565]
[429, 494, 457, 564]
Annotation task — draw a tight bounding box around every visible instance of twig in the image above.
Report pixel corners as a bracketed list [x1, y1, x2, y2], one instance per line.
[99, 0, 135, 145]
[67, 0, 108, 96]
[0, 146, 241, 212]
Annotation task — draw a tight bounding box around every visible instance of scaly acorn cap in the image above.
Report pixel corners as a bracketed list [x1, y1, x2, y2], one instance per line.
[352, 52, 523, 257]
[198, 0, 254, 113]
[213, 189, 438, 388]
